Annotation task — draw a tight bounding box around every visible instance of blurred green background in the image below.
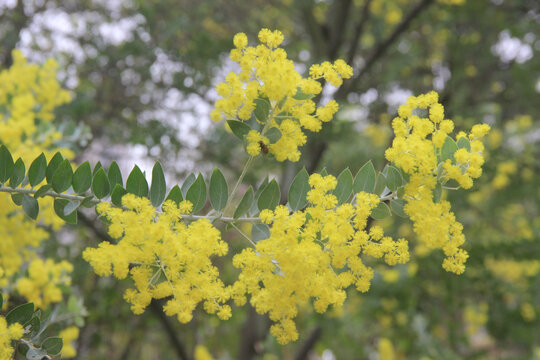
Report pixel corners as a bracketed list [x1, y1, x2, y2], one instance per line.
[1, 0, 539, 358]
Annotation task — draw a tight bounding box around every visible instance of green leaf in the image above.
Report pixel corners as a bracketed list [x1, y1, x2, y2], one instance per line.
[22, 194, 39, 220]
[9, 158, 25, 188]
[126, 165, 148, 197]
[92, 168, 110, 199]
[72, 161, 92, 194]
[54, 199, 77, 224]
[34, 184, 52, 199]
[320, 168, 328, 177]
[353, 161, 376, 194]
[252, 223, 270, 242]
[265, 127, 282, 143]
[150, 162, 167, 207]
[227, 120, 251, 140]
[457, 136, 471, 151]
[0, 293, 3, 308]
[333, 168, 353, 205]
[209, 168, 228, 211]
[92, 161, 103, 175]
[6, 302, 34, 325]
[186, 174, 207, 213]
[386, 166, 403, 192]
[258, 179, 280, 211]
[441, 136, 458, 162]
[254, 98, 270, 122]
[111, 184, 128, 206]
[28, 153, 47, 187]
[26, 316, 40, 338]
[288, 168, 309, 211]
[181, 173, 196, 198]
[11, 193, 23, 205]
[42, 337, 63, 355]
[390, 199, 407, 218]
[374, 172, 387, 196]
[107, 161, 123, 188]
[0, 144, 14, 183]
[292, 87, 315, 100]
[165, 185, 183, 205]
[277, 96, 288, 109]
[250, 177, 269, 215]
[52, 160, 73, 193]
[234, 186, 254, 219]
[46, 152, 64, 183]
[371, 202, 391, 220]
[63, 200, 81, 216]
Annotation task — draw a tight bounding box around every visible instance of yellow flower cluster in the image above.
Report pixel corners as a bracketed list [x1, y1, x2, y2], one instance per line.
[194, 344, 216, 360]
[492, 160, 517, 190]
[485, 258, 540, 284]
[59, 326, 80, 358]
[385, 92, 489, 274]
[378, 337, 396, 360]
[444, 124, 490, 189]
[0, 50, 73, 294]
[464, 302, 489, 337]
[16, 259, 73, 309]
[211, 29, 352, 161]
[0, 50, 72, 162]
[0, 315, 23, 360]
[83, 195, 232, 323]
[231, 174, 409, 344]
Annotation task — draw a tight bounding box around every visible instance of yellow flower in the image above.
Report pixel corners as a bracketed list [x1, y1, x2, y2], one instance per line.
[59, 326, 80, 358]
[83, 195, 231, 323]
[212, 30, 352, 162]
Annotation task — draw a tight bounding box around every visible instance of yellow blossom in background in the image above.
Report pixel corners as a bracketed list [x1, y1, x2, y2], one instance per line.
[194, 345, 216, 360]
[59, 326, 80, 358]
[521, 303, 536, 322]
[83, 195, 231, 323]
[211, 29, 352, 162]
[0, 315, 24, 360]
[0, 50, 73, 295]
[464, 302, 488, 337]
[16, 258, 73, 309]
[378, 337, 395, 360]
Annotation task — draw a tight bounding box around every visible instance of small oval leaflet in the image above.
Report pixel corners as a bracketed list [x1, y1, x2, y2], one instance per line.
[353, 160, 376, 194]
[209, 168, 228, 211]
[150, 161, 167, 207]
[333, 168, 353, 205]
[186, 174, 207, 213]
[72, 161, 92, 194]
[234, 186, 254, 219]
[51, 159, 73, 193]
[257, 179, 280, 211]
[288, 168, 309, 211]
[92, 168, 111, 199]
[28, 153, 47, 187]
[126, 165, 148, 197]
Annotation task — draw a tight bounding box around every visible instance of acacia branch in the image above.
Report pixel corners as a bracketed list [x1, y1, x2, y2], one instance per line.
[347, 0, 374, 65]
[327, 0, 354, 60]
[338, 0, 435, 98]
[294, 326, 322, 360]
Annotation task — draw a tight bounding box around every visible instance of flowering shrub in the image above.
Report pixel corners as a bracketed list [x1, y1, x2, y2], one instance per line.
[0, 29, 491, 355]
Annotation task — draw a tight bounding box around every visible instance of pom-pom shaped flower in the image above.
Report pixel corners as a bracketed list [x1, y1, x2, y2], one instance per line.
[83, 194, 231, 323]
[211, 29, 353, 162]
